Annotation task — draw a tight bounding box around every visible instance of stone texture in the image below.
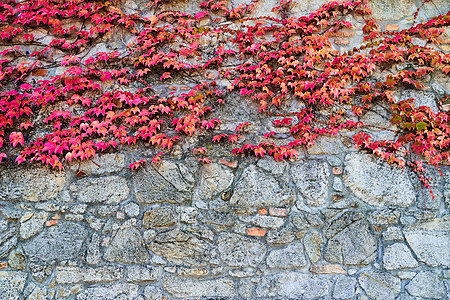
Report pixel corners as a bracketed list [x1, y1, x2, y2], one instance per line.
[76, 153, 125, 175]
[404, 215, 450, 267]
[266, 242, 307, 269]
[368, 0, 417, 21]
[23, 222, 87, 263]
[154, 160, 194, 192]
[217, 232, 266, 267]
[359, 269, 401, 300]
[56, 266, 123, 284]
[143, 206, 175, 228]
[163, 275, 235, 298]
[399, 89, 438, 114]
[76, 283, 139, 300]
[291, 160, 331, 207]
[70, 176, 129, 204]
[8, 252, 26, 270]
[256, 272, 331, 298]
[382, 243, 418, 270]
[344, 153, 415, 207]
[104, 225, 150, 264]
[0, 271, 27, 300]
[193, 163, 234, 202]
[304, 232, 324, 263]
[0, 225, 17, 259]
[239, 214, 285, 229]
[266, 224, 297, 245]
[230, 165, 295, 207]
[125, 266, 161, 282]
[20, 211, 48, 239]
[85, 232, 102, 265]
[406, 271, 446, 299]
[333, 275, 357, 299]
[148, 229, 212, 267]
[324, 212, 377, 265]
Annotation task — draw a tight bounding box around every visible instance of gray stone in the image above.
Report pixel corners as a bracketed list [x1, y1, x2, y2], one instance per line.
[0, 226, 17, 258]
[359, 269, 401, 300]
[256, 272, 331, 298]
[29, 263, 52, 283]
[333, 177, 344, 192]
[20, 211, 48, 239]
[23, 222, 87, 263]
[85, 233, 102, 265]
[266, 242, 307, 269]
[324, 212, 377, 265]
[229, 268, 255, 278]
[70, 176, 129, 204]
[154, 160, 194, 192]
[0, 168, 65, 202]
[184, 225, 215, 242]
[291, 160, 331, 207]
[333, 275, 357, 299]
[230, 165, 295, 207]
[143, 286, 163, 300]
[239, 278, 255, 298]
[0, 205, 23, 220]
[163, 274, 235, 298]
[368, 0, 417, 21]
[76, 153, 125, 175]
[400, 89, 438, 114]
[306, 136, 344, 155]
[125, 266, 161, 282]
[406, 271, 446, 299]
[257, 157, 287, 175]
[304, 232, 324, 264]
[193, 163, 234, 202]
[8, 252, 26, 270]
[143, 206, 175, 228]
[383, 243, 418, 270]
[104, 225, 150, 264]
[56, 266, 123, 284]
[76, 283, 139, 300]
[180, 207, 197, 224]
[0, 271, 27, 300]
[266, 224, 297, 245]
[200, 210, 235, 227]
[148, 229, 212, 267]
[133, 165, 188, 204]
[28, 285, 48, 300]
[344, 153, 415, 207]
[404, 215, 450, 267]
[123, 202, 139, 218]
[383, 226, 404, 241]
[217, 232, 266, 267]
[239, 214, 285, 229]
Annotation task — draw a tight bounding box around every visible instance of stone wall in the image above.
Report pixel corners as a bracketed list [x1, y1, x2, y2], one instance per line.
[1, 0, 450, 299]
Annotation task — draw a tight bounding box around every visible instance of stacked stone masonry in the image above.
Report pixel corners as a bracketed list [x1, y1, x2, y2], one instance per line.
[1, 0, 450, 299]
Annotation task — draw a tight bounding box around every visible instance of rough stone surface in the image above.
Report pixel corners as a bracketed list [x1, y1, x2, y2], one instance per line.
[404, 215, 450, 267]
[0, 271, 27, 300]
[359, 269, 401, 300]
[368, 0, 417, 20]
[333, 275, 357, 299]
[8, 252, 26, 270]
[20, 211, 48, 239]
[344, 153, 415, 207]
[76, 153, 125, 175]
[143, 206, 175, 228]
[70, 176, 129, 204]
[217, 232, 266, 267]
[324, 212, 377, 265]
[383, 243, 418, 270]
[76, 283, 139, 300]
[193, 163, 234, 202]
[125, 266, 161, 282]
[291, 160, 331, 207]
[266, 242, 307, 269]
[230, 165, 295, 207]
[163, 275, 236, 298]
[405, 271, 446, 299]
[104, 225, 150, 264]
[56, 266, 123, 284]
[304, 232, 324, 263]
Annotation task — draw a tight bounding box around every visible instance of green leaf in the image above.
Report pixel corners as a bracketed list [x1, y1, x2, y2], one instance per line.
[416, 122, 428, 131]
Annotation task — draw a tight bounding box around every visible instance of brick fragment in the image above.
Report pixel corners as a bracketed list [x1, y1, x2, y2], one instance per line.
[180, 86, 190, 90]
[442, 104, 450, 112]
[342, 32, 354, 37]
[333, 167, 342, 175]
[219, 158, 237, 168]
[437, 38, 450, 44]
[385, 24, 399, 31]
[269, 207, 289, 217]
[335, 38, 350, 45]
[310, 264, 347, 274]
[247, 228, 266, 237]
[0, 262, 7, 269]
[32, 68, 48, 76]
[167, 86, 177, 90]
[46, 220, 58, 227]
[258, 208, 268, 215]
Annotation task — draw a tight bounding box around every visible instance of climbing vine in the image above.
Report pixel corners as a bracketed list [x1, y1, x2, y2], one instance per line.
[0, 0, 449, 194]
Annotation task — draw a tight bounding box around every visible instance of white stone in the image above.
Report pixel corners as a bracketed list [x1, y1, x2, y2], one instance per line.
[383, 243, 418, 270]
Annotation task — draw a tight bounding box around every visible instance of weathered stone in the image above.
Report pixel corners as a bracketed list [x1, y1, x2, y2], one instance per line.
[104, 225, 150, 264]
[143, 286, 163, 300]
[133, 165, 188, 204]
[85, 233, 102, 265]
[148, 229, 212, 267]
[383, 226, 404, 241]
[405, 271, 446, 299]
[184, 225, 215, 242]
[180, 207, 197, 224]
[76, 153, 125, 175]
[344, 153, 415, 207]
[304, 232, 324, 264]
[359, 269, 401, 300]
[28, 285, 48, 300]
[0, 226, 17, 258]
[193, 163, 234, 202]
[256, 272, 331, 298]
[125, 266, 161, 282]
[200, 210, 235, 227]
[239, 214, 285, 229]
[230, 165, 295, 207]
[76, 283, 139, 300]
[368, 0, 417, 21]
[333, 275, 357, 299]
[306, 136, 344, 155]
[239, 278, 255, 298]
[154, 160, 194, 192]
[404, 215, 450, 267]
[333, 177, 344, 192]
[266, 224, 296, 245]
[217, 232, 266, 267]
[291, 160, 331, 207]
[324, 212, 377, 265]
[0, 168, 65, 202]
[229, 268, 255, 278]
[20, 211, 48, 239]
[70, 176, 129, 204]
[123, 202, 139, 218]
[0, 271, 27, 300]
[266, 242, 307, 269]
[8, 252, 26, 270]
[23, 222, 87, 263]
[369, 208, 401, 225]
[383, 243, 418, 270]
[178, 267, 209, 277]
[256, 157, 287, 175]
[400, 89, 438, 114]
[56, 266, 123, 284]
[163, 274, 235, 298]
[310, 264, 346, 274]
[143, 206, 175, 228]
[29, 263, 52, 283]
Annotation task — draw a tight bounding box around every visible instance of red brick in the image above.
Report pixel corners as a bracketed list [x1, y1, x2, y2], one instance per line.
[247, 228, 267, 237]
[442, 104, 450, 112]
[385, 24, 399, 31]
[219, 158, 237, 168]
[180, 86, 191, 90]
[335, 38, 350, 45]
[32, 68, 48, 76]
[167, 86, 177, 90]
[258, 208, 268, 215]
[333, 167, 342, 175]
[310, 264, 346, 274]
[269, 207, 289, 217]
[0, 262, 7, 269]
[342, 32, 354, 37]
[46, 220, 57, 227]
[437, 38, 450, 44]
